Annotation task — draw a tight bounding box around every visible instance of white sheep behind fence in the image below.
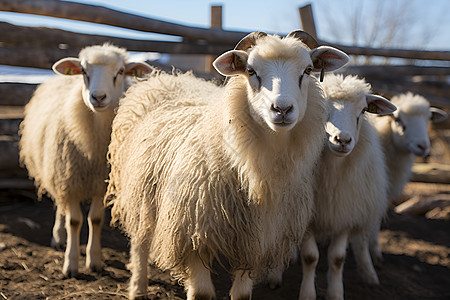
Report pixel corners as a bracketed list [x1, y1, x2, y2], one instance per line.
[298, 74, 396, 300]
[371, 92, 447, 200]
[19, 43, 152, 277]
[105, 30, 349, 300]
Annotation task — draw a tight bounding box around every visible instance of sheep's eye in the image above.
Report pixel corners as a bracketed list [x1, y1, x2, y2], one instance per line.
[117, 68, 124, 76]
[247, 68, 256, 76]
[304, 66, 313, 75]
[394, 117, 406, 130]
[81, 67, 89, 81]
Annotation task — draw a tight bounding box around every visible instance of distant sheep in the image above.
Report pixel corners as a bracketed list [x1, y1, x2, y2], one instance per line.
[372, 92, 447, 200]
[298, 74, 396, 300]
[105, 31, 349, 300]
[19, 44, 152, 277]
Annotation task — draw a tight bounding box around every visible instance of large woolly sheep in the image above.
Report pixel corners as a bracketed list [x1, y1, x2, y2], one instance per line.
[105, 30, 349, 300]
[371, 92, 447, 200]
[298, 74, 396, 300]
[19, 44, 152, 277]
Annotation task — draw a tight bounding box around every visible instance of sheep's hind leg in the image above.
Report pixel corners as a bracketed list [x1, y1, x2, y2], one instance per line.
[326, 231, 348, 300]
[86, 197, 104, 273]
[62, 201, 82, 277]
[299, 232, 319, 300]
[129, 238, 150, 300]
[185, 253, 215, 300]
[350, 233, 380, 285]
[51, 205, 66, 251]
[230, 270, 253, 300]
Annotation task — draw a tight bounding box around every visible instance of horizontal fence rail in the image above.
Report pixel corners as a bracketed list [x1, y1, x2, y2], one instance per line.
[1, 0, 450, 61]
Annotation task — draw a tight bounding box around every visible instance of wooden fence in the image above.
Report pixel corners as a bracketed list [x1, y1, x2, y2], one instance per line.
[0, 0, 449, 184]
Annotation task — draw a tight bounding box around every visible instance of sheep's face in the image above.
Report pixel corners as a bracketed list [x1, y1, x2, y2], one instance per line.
[213, 34, 350, 133]
[326, 94, 395, 157]
[390, 107, 447, 157]
[53, 54, 152, 113]
[243, 45, 313, 132]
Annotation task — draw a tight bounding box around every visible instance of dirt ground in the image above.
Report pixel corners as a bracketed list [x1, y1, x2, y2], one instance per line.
[0, 180, 449, 300]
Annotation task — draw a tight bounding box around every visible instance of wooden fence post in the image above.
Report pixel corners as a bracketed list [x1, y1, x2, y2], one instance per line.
[205, 5, 223, 73]
[299, 4, 317, 39]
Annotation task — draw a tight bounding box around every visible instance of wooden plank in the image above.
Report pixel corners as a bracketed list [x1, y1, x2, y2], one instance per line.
[0, 46, 77, 70]
[343, 65, 450, 79]
[411, 163, 450, 184]
[205, 5, 223, 73]
[0, 138, 19, 170]
[0, 22, 232, 56]
[324, 41, 450, 61]
[299, 4, 317, 39]
[0, 178, 34, 190]
[0, 0, 247, 45]
[0, 118, 22, 136]
[0, 83, 37, 106]
[1, 0, 449, 61]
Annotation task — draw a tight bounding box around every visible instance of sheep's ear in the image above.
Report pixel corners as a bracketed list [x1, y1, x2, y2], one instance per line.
[52, 58, 83, 76]
[310, 46, 350, 72]
[213, 50, 248, 76]
[430, 107, 448, 123]
[125, 62, 153, 78]
[365, 94, 397, 115]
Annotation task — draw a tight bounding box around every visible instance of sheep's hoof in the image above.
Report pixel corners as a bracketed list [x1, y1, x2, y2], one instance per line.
[194, 294, 214, 300]
[62, 262, 78, 278]
[87, 263, 103, 274]
[130, 291, 149, 300]
[268, 281, 282, 290]
[51, 237, 65, 251]
[234, 295, 251, 300]
[63, 268, 78, 278]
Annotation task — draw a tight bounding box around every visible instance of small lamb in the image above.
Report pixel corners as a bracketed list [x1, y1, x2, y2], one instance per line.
[19, 44, 152, 277]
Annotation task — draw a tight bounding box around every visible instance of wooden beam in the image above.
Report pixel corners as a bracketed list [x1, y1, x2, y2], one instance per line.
[2, 0, 448, 61]
[0, 22, 232, 55]
[0, 46, 76, 69]
[0, 83, 37, 106]
[411, 163, 450, 184]
[299, 4, 317, 39]
[206, 5, 223, 73]
[323, 41, 450, 61]
[0, 0, 247, 45]
[0, 139, 19, 170]
[343, 65, 450, 79]
[0, 118, 22, 136]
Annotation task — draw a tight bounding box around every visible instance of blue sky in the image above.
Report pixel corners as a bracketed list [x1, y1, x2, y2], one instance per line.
[0, 0, 449, 49]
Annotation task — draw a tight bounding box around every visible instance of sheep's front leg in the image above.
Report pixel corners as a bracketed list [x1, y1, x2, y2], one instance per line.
[185, 253, 215, 300]
[51, 205, 66, 251]
[62, 201, 82, 277]
[350, 232, 380, 285]
[86, 197, 104, 273]
[368, 227, 383, 267]
[327, 231, 348, 300]
[299, 232, 319, 300]
[129, 238, 150, 300]
[266, 264, 284, 290]
[230, 270, 253, 300]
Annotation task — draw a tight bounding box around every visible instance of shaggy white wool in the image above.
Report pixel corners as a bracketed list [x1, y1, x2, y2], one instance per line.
[106, 67, 328, 280]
